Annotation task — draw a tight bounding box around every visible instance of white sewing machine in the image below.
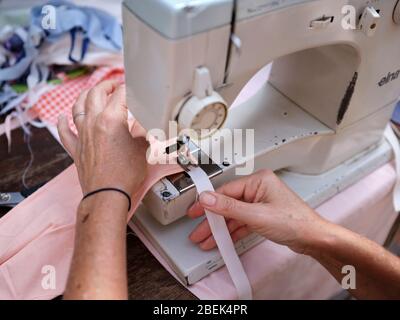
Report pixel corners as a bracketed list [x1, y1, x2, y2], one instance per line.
[122, 0, 400, 285]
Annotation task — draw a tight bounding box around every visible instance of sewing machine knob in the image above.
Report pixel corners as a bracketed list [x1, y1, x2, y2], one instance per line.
[177, 92, 228, 138]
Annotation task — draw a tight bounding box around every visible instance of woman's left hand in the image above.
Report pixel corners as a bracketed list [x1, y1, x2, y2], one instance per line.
[57, 81, 148, 197]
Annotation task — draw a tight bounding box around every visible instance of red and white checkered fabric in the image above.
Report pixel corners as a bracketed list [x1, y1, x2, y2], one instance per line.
[33, 67, 125, 133]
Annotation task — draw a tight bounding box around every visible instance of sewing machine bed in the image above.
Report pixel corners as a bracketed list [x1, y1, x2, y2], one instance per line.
[131, 138, 392, 285]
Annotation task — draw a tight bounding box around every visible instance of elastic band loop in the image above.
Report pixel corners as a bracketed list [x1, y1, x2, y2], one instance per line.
[82, 188, 131, 211]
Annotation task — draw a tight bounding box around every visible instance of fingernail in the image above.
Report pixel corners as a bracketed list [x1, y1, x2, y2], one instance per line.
[199, 192, 216, 206]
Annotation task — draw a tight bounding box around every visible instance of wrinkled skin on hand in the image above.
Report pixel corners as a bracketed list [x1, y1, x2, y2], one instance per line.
[188, 169, 329, 254]
[57, 81, 148, 197]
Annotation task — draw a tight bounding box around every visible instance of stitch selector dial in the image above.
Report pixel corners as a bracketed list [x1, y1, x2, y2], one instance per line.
[176, 67, 228, 138]
[190, 102, 227, 132]
[177, 92, 228, 138]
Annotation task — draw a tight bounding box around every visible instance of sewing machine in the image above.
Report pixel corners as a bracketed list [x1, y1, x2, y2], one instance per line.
[122, 0, 400, 285]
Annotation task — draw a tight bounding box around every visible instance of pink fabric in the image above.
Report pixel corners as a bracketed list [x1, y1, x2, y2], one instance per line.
[33, 67, 125, 134]
[0, 166, 80, 299]
[0, 160, 395, 299]
[0, 162, 181, 299]
[0, 122, 181, 299]
[130, 163, 399, 299]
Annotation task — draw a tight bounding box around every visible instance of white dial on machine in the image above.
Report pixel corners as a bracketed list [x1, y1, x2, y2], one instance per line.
[176, 67, 228, 138]
[191, 102, 227, 131]
[178, 92, 227, 137]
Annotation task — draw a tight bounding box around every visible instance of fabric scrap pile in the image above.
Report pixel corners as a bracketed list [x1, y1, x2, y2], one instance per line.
[0, 0, 123, 148]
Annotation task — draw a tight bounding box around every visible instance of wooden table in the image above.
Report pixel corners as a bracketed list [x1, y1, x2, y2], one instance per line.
[0, 123, 196, 299]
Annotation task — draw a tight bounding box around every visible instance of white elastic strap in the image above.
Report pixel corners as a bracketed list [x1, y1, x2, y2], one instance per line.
[384, 124, 400, 212]
[187, 166, 253, 300]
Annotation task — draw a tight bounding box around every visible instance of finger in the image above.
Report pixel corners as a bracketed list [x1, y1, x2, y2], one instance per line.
[189, 219, 244, 243]
[230, 226, 251, 243]
[105, 84, 127, 116]
[85, 80, 119, 118]
[203, 219, 245, 248]
[199, 191, 262, 223]
[187, 174, 260, 218]
[187, 201, 205, 219]
[189, 218, 214, 244]
[199, 236, 217, 251]
[199, 225, 250, 251]
[188, 169, 279, 219]
[57, 114, 78, 159]
[214, 169, 278, 203]
[187, 180, 250, 218]
[130, 120, 147, 138]
[214, 175, 253, 199]
[72, 89, 89, 134]
[189, 217, 244, 244]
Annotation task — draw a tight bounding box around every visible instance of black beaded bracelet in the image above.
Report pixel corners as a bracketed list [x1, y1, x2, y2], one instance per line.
[82, 188, 131, 211]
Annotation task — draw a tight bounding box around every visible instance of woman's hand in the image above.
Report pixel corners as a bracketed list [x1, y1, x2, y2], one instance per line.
[188, 170, 400, 299]
[57, 80, 148, 197]
[188, 169, 330, 255]
[58, 81, 149, 299]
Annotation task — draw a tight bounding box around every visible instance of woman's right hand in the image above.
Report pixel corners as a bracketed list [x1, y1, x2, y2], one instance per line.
[188, 169, 332, 254]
